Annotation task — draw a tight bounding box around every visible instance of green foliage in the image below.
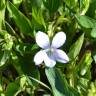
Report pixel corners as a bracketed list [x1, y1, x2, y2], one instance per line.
[76, 15, 96, 38]
[68, 33, 84, 60]
[88, 81, 96, 96]
[76, 15, 96, 28]
[45, 68, 80, 96]
[7, 1, 33, 37]
[12, 0, 22, 8]
[0, 0, 96, 96]
[0, 0, 5, 29]
[78, 51, 92, 78]
[43, 0, 62, 14]
[32, 7, 46, 29]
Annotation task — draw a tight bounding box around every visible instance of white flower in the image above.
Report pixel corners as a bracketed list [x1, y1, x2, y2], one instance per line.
[34, 31, 69, 68]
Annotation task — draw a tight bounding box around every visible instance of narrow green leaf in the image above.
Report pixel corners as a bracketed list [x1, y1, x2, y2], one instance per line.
[80, 0, 90, 15]
[7, 1, 33, 37]
[28, 76, 51, 91]
[0, 0, 5, 29]
[5, 21, 22, 42]
[78, 51, 92, 78]
[32, 7, 46, 29]
[68, 33, 84, 60]
[0, 50, 10, 67]
[43, 0, 62, 13]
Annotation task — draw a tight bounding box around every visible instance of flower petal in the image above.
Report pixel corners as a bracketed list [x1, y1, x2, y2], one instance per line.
[55, 49, 69, 63]
[43, 52, 56, 68]
[34, 50, 44, 65]
[36, 31, 50, 49]
[52, 32, 66, 48]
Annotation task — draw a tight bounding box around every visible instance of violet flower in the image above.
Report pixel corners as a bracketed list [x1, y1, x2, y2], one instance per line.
[34, 31, 69, 67]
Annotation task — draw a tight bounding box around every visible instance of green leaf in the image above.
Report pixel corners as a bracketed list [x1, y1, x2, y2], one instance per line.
[45, 68, 68, 96]
[77, 78, 89, 95]
[68, 33, 84, 60]
[0, 50, 11, 67]
[76, 15, 96, 28]
[28, 76, 51, 91]
[12, 0, 22, 8]
[43, 0, 62, 13]
[0, 84, 4, 96]
[86, 0, 96, 19]
[0, 30, 12, 67]
[78, 51, 92, 79]
[79, 0, 90, 15]
[7, 1, 33, 37]
[93, 51, 96, 64]
[32, 7, 46, 29]
[87, 81, 96, 95]
[5, 82, 20, 96]
[11, 52, 40, 86]
[45, 68, 80, 96]
[0, 30, 13, 50]
[31, 0, 42, 8]
[5, 21, 22, 42]
[22, 0, 42, 13]
[76, 15, 96, 38]
[20, 75, 27, 88]
[0, 0, 5, 29]
[91, 27, 96, 38]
